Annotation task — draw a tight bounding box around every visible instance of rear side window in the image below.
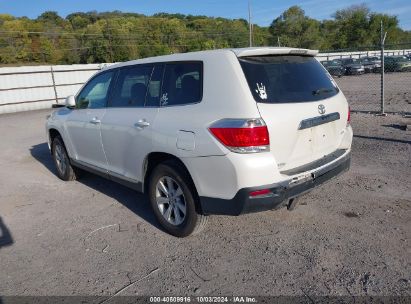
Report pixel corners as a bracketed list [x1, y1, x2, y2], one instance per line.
[160, 62, 203, 106]
[110, 65, 153, 107]
[239, 56, 339, 103]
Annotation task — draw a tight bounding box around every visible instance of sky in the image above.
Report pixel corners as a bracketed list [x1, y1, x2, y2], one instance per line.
[1, 0, 410, 30]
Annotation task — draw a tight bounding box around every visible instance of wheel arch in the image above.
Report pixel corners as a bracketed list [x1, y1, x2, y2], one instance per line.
[143, 152, 203, 213]
[48, 128, 74, 159]
[48, 128, 62, 152]
[49, 128, 61, 140]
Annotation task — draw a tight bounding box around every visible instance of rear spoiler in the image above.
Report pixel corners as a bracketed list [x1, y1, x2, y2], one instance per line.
[233, 48, 319, 58]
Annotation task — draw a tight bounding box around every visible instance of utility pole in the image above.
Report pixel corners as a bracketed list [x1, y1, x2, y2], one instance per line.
[379, 20, 387, 116]
[105, 20, 114, 63]
[248, 0, 253, 47]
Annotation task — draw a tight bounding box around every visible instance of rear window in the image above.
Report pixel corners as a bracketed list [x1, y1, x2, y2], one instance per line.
[239, 56, 339, 103]
[395, 56, 409, 62]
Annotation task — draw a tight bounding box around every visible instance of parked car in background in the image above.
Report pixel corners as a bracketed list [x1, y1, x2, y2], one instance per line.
[321, 60, 345, 77]
[360, 56, 381, 73]
[385, 56, 411, 72]
[340, 58, 365, 75]
[46, 47, 352, 237]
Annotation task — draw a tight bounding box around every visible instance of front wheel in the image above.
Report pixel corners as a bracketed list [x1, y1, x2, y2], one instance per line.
[148, 160, 207, 237]
[52, 136, 79, 181]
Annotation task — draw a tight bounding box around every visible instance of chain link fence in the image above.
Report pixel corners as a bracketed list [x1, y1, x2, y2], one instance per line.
[318, 44, 411, 114]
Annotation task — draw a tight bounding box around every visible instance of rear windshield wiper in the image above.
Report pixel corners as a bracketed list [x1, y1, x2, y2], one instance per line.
[312, 88, 334, 95]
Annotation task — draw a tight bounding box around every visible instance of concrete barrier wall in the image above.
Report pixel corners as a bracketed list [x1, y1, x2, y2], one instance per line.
[0, 63, 110, 114]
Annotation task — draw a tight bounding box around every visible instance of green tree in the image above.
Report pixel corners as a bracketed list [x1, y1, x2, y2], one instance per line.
[269, 6, 322, 49]
[0, 6, 409, 65]
[368, 13, 401, 46]
[37, 11, 64, 26]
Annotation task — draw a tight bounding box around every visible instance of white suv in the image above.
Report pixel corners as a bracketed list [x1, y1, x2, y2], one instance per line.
[46, 47, 352, 237]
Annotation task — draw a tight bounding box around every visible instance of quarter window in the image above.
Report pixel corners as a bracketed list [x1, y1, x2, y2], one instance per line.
[76, 71, 114, 109]
[161, 62, 202, 106]
[110, 65, 153, 107]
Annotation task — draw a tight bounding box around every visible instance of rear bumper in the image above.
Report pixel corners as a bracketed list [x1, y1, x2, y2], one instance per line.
[199, 151, 351, 215]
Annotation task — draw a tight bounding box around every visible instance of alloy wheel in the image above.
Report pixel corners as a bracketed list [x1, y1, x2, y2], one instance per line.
[155, 176, 187, 226]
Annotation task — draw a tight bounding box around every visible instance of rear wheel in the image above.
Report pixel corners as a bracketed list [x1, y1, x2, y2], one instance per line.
[148, 160, 207, 237]
[52, 136, 79, 181]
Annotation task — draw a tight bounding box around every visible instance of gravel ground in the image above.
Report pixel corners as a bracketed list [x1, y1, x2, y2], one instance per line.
[0, 109, 410, 299]
[335, 72, 411, 114]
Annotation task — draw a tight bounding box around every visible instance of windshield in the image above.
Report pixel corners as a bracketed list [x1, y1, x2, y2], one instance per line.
[239, 55, 339, 103]
[386, 56, 408, 63]
[342, 58, 360, 64]
[323, 60, 340, 66]
[396, 56, 409, 62]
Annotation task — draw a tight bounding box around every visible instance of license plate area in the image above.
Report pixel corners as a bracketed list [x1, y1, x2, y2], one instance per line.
[289, 171, 313, 186]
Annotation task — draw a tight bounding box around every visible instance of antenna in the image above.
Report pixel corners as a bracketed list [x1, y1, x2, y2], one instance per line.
[248, 0, 253, 47]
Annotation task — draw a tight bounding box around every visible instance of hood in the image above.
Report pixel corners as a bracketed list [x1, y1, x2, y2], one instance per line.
[347, 64, 364, 69]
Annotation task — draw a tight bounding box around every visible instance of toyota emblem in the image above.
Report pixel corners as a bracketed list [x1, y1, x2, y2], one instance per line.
[318, 104, 326, 115]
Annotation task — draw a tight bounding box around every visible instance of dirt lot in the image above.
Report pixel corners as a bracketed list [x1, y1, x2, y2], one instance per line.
[335, 71, 411, 113]
[0, 109, 410, 299]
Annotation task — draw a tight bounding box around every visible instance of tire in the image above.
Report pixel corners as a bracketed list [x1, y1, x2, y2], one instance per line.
[51, 136, 79, 181]
[148, 160, 208, 237]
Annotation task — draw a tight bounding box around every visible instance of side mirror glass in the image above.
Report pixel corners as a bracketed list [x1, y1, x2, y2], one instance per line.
[65, 95, 76, 108]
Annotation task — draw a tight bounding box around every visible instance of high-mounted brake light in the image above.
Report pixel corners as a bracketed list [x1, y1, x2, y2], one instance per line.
[209, 118, 270, 153]
[289, 49, 308, 55]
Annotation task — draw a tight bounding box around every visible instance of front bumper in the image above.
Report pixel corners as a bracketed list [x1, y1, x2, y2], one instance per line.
[199, 151, 351, 215]
[349, 69, 365, 75]
[399, 65, 411, 72]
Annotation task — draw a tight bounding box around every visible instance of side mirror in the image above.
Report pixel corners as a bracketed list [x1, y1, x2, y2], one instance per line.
[65, 95, 76, 108]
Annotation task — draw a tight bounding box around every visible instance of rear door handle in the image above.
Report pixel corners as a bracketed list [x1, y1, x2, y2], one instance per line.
[134, 119, 150, 128]
[90, 117, 101, 124]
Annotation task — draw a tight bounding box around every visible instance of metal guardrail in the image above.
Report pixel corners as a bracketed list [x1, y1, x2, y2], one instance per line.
[317, 49, 411, 62]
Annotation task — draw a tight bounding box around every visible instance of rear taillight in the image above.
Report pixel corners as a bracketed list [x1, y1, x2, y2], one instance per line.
[347, 106, 351, 125]
[209, 118, 270, 153]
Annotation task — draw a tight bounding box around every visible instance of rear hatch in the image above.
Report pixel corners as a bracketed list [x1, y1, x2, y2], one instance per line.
[239, 53, 349, 171]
